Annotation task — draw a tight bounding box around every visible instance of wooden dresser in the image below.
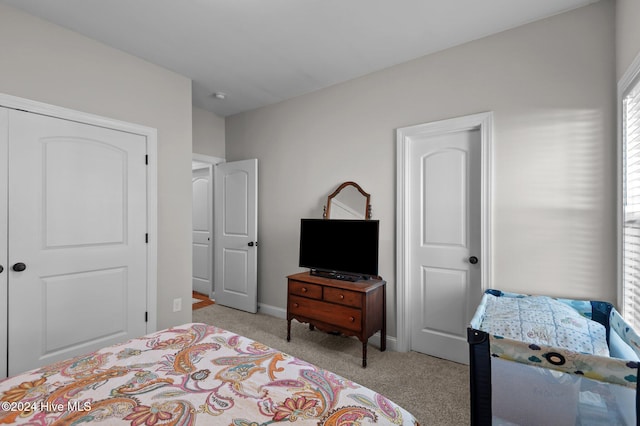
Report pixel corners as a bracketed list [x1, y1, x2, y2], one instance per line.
[286, 271, 386, 367]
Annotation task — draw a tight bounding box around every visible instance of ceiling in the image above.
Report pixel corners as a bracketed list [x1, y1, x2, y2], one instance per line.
[2, 0, 598, 117]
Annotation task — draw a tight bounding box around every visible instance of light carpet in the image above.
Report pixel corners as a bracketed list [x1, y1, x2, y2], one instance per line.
[193, 303, 470, 425]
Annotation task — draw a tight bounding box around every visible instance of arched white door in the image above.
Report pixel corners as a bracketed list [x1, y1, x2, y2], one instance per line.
[2, 107, 151, 376]
[214, 159, 258, 313]
[408, 128, 482, 364]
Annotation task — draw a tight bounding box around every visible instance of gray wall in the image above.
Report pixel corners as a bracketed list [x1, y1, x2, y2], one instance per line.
[193, 106, 225, 158]
[0, 3, 193, 330]
[226, 1, 616, 337]
[616, 0, 640, 79]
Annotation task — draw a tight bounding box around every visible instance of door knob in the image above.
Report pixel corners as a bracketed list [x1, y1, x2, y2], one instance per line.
[12, 263, 26, 272]
[469, 256, 478, 265]
[0, 265, 3, 274]
[248, 241, 254, 247]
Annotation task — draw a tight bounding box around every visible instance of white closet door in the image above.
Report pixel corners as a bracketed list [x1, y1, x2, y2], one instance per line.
[0, 108, 8, 378]
[7, 109, 148, 376]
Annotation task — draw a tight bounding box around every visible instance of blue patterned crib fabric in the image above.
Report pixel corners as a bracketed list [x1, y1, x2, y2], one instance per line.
[610, 308, 640, 360]
[479, 293, 610, 356]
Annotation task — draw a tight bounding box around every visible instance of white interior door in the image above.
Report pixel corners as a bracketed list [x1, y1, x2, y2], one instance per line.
[6, 109, 148, 376]
[408, 127, 483, 364]
[192, 165, 212, 296]
[214, 159, 258, 313]
[0, 108, 8, 378]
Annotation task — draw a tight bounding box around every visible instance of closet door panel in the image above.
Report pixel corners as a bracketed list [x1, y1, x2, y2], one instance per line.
[44, 138, 126, 247]
[0, 107, 7, 378]
[7, 110, 148, 376]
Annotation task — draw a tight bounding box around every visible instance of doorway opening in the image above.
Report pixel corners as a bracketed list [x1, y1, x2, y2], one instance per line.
[192, 153, 224, 304]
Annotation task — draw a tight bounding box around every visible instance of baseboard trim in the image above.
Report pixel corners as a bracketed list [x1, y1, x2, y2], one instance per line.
[258, 303, 286, 319]
[258, 302, 397, 351]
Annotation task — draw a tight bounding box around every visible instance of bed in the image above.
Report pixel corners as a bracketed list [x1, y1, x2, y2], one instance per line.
[468, 289, 639, 426]
[0, 322, 418, 425]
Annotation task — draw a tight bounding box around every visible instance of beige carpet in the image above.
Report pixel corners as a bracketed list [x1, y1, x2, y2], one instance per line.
[193, 303, 470, 425]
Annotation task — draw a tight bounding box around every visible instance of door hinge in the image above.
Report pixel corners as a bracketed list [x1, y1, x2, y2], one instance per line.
[145, 233, 149, 243]
[145, 155, 148, 165]
[145, 311, 148, 322]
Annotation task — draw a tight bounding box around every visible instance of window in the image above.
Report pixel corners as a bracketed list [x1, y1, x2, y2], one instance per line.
[622, 71, 640, 330]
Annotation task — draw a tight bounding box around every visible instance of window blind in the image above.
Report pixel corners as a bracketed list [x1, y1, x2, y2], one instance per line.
[623, 77, 640, 330]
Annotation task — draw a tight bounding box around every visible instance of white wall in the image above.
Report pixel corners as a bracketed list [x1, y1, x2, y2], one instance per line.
[193, 106, 225, 158]
[616, 0, 640, 79]
[226, 0, 616, 336]
[0, 3, 193, 330]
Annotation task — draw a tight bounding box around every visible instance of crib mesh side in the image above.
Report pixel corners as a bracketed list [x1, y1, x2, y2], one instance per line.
[491, 357, 636, 426]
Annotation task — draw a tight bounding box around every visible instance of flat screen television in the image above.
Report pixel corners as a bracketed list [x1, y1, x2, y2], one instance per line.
[298, 218, 379, 281]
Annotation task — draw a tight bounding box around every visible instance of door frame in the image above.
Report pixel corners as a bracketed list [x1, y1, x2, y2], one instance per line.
[192, 153, 225, 299]
[0, 92, 158, 333]
[395, 112, 493, 352]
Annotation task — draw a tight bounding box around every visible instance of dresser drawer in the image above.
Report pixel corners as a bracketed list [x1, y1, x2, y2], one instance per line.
[288, 295, 362, 332]
[288, 280, 322, 299]
[324, 287, 362, 307]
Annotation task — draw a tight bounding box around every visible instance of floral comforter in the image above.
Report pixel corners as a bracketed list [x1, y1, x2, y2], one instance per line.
[0, 323, 417, 425]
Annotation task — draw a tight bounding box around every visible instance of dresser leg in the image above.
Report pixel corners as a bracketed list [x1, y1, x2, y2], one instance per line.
[287, 320, 291, 342]
[381, 283, 387, 352]
[362, 341, 367, 368]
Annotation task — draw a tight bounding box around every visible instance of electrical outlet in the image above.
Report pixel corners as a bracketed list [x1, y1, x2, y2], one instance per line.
[173, 298, 182, 312]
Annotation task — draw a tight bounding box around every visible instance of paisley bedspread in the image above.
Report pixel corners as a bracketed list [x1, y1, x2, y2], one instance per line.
[0, 323, 417, 425]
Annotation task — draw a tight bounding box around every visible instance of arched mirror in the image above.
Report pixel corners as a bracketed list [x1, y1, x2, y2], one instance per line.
[323, 181, 371, 220]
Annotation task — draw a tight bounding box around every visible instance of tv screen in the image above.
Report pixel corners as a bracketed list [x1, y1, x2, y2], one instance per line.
[298, 219, 379, 280]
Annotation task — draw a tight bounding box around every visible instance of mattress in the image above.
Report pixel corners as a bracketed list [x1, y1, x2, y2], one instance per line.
[0, 323, 417, 425]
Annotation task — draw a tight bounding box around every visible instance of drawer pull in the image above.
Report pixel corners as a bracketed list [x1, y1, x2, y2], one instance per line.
[349, 316, 355, 322]
[339, 294, 344, 299]
[302, 287, 307, 293]
[294, 303, 299, 308]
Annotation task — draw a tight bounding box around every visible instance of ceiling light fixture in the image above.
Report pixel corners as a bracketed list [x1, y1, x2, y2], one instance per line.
[213, 92, 226, 100]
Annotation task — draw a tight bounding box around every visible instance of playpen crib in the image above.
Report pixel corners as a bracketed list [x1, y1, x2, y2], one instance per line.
[468, 289, 640, 425]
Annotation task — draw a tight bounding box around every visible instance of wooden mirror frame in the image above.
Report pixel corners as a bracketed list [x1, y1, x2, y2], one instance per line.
[323, 181, 372, 220]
